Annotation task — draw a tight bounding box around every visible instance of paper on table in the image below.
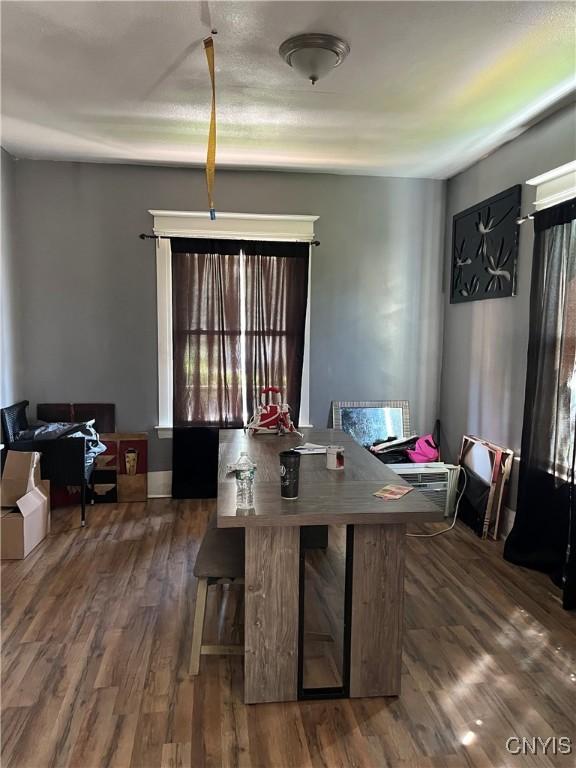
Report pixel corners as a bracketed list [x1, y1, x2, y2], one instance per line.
[293, 443, 328, 455]
[373, 484, 413, 500]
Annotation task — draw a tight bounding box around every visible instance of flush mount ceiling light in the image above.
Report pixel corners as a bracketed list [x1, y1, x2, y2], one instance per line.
[279, 33, 350, 85]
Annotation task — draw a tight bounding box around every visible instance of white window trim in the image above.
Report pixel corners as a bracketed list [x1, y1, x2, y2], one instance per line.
[527, 160, 576, 211]
[156, 237, 173, 433]
[153, 211, 317, 437]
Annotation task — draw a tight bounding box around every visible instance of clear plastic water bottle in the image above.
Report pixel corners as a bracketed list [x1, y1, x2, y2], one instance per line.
[235, 452, 256, 509]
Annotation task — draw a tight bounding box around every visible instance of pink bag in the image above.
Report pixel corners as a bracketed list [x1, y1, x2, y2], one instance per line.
[406, 434, 439, 463]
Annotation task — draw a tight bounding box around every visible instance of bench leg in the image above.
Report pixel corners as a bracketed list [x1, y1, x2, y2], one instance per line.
[190, 578, 208, 676]
[80, 480, 86, 527]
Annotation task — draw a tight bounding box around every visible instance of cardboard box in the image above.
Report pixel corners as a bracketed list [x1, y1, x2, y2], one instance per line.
[40, 479, 51, 535]
[1, 451, 41, 508]
[1, 452, 50, 559]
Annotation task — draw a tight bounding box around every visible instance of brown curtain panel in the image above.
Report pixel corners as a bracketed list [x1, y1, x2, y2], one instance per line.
[243, 241, 309, 425]
[171, 239, 243, 426]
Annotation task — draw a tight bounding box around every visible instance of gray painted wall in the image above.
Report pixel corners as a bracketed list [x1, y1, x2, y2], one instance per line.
[7, 160, 444, 470]
[440, 105, 576, 505]
[1, 148, 23, 409]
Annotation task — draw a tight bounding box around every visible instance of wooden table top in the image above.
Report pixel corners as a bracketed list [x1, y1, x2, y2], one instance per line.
[217, 429, 443, 528]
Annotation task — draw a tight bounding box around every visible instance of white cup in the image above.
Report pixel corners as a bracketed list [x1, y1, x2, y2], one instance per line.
[326, 445, 345, 470]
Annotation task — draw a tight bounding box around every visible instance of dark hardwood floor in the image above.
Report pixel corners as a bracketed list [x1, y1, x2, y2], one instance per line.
[1, 499, 575, 767]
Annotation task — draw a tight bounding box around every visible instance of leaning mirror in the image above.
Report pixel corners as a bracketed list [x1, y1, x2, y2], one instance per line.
[331, 400, 411, 446]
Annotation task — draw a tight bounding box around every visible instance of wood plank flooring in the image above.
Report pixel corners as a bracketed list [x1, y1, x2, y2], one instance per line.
[2, 499, 575, 767]
[302, 529, 346, 690]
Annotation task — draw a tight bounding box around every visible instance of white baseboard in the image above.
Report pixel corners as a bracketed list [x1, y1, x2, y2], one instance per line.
[148, 470, 172, 498]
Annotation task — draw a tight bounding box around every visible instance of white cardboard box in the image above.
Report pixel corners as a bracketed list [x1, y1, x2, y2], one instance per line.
[1, 450, 42, 508]
[1, 451, 50, 559]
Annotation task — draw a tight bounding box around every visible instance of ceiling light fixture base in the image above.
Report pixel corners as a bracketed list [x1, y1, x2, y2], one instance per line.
[279, 33, 350, 85]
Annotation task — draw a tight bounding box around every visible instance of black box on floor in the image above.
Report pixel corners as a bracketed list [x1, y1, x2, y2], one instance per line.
[172, 427, 219, 499]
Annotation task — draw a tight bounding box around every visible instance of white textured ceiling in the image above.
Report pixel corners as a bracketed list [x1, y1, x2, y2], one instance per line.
[1, 1, 575, 178]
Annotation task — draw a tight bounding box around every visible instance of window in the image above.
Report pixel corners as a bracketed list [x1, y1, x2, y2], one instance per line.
[172, 241, 243, 427]
[526, 163, 576, 481]
[153, 211, 317, 435]
[503, 180, 575, 588]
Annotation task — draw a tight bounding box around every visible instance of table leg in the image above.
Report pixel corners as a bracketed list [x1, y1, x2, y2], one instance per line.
[244, 526, 300, 704]
[349, 523, 406, 697]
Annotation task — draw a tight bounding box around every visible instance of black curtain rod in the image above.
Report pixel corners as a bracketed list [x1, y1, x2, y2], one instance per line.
[139, 233, 320, 246]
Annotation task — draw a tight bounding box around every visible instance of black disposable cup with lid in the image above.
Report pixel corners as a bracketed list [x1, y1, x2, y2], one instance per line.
[279, 450, 300, 499]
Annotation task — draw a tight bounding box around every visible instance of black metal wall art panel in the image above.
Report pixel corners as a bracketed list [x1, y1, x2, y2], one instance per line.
[451, 185, 521, 303]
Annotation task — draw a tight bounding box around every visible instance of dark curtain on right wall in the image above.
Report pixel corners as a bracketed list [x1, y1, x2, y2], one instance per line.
[504, 198, 576, 609]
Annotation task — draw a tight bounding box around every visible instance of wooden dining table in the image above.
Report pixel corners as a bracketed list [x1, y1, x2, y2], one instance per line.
[217, 428, 442, 704]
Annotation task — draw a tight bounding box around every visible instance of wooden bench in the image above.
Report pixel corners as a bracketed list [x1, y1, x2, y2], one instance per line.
[190, 517, 245, 675]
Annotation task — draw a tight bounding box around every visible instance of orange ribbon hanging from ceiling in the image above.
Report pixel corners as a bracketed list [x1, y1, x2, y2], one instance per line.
[203, 36, 216, 220]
